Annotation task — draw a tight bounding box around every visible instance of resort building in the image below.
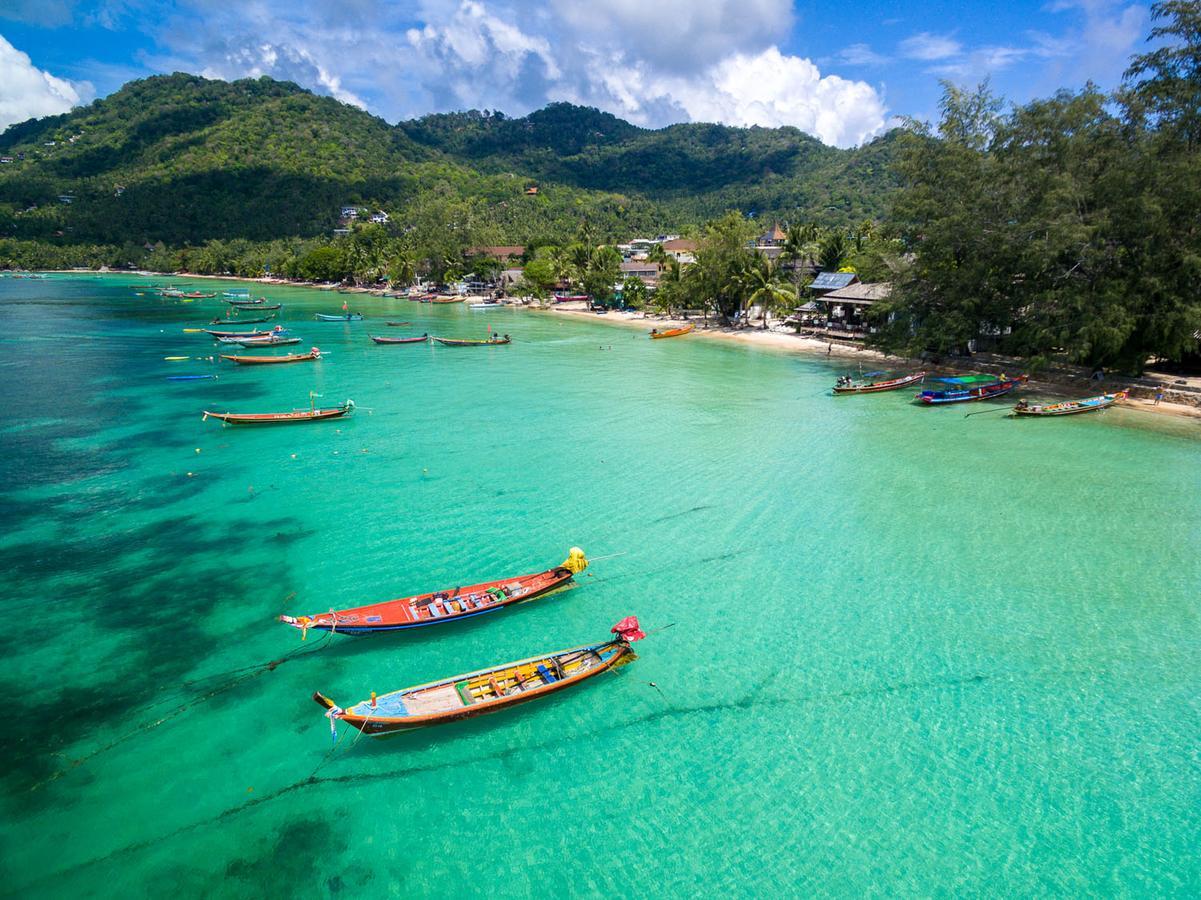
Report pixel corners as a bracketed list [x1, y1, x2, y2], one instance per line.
[808, 271, 860, 296]
[370, 211, 390, 224]
[758, 223, 788, 247]
[793, 278, 889, 334]
[340, 206, 360, 219]
[660, 238, 698, 264]
[620, 260, 662, 285]
[0, 157, 12, 164]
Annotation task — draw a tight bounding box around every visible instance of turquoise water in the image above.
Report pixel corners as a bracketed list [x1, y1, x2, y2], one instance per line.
[2, 274, 1199, 897]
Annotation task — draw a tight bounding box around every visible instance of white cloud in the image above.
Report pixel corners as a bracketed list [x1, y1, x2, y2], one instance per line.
[1045, 0, 1148, 84]
[837, 43, 889, 66]
[899, 32, 963, 61]
[0, 35, 93, 131]
[612, 47, 888, 147]
[549, 0, 792, 75]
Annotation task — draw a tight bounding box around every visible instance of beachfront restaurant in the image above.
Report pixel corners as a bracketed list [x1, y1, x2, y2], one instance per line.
[790, 276, 891, 337]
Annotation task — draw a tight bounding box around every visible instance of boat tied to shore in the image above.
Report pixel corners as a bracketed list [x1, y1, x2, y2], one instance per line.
[833, 371, 927, 394]
[650, 324, 695, 339]
[204, 398, 354, 425]
[1013, 390, 1127, 417]
[916, 374, 1028, 405]
[312, 615, 644, 736]
[281, 548, 589, 637]
[221, 347, 321, 365]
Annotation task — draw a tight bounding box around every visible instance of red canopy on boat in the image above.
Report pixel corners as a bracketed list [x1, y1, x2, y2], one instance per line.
[611, 616, 645, 642]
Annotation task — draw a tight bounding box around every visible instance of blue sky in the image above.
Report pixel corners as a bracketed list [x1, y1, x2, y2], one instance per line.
[0, 0, 1152, 147]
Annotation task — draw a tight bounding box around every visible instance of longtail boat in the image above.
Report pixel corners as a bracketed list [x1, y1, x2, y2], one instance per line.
[181, 291, 216, 299]
[204, 399, 354, 425]
[227, 335, 301, 347]
[1013, 390, 1126, 417]
[833, 371, 927, 394]
[222, 289, 251, 298]
[316, 313, 364, 321]
[167, 374, 218, 381]
[429, 295, 464, 304]
[553, 294, 590, 303]
[281, 548, 589, 637]
[312, 616, 644, 736]
[385, 321, 413, 326]
[468, 301, 504, 309]
[205, 327, 280, 339]
[432, 335, 511, 346]
[650, 324, 695, 339]
[916, 374, 1028, 405]
[210, 315, 274, 325]
[228, 302, 282, 311]
[221, 348, 321, 365]
[370, 334, 428, 344]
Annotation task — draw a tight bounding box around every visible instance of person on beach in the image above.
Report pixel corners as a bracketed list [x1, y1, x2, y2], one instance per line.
[1154, 385, 1165, 406]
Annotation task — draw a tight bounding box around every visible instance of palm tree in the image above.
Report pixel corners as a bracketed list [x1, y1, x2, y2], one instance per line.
[819, 231, 849, 272]
[741, 254, 795, 328]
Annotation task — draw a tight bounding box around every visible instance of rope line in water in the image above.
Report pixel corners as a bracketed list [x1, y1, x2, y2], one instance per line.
[30, 629, 335, 793]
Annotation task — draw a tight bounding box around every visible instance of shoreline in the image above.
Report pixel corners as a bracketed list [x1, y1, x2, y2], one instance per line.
[20, 270, 1201, 424]
[541, 306, 1201, 424]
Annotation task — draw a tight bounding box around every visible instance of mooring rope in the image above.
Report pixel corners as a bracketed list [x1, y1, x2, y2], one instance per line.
[30, 629, 336, 793]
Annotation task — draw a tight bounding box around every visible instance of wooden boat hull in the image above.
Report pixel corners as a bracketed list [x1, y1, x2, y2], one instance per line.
[313, 637, 634, 735]
[205, 328, 279, 338]
[1013, 391, 1125, 416]
[221, 351, 319, 365]
[316, 314, 364, 321]
[432, 336, 511, 346]
[833, 371, 927, 394]
[281, 560, 583, 635]
[228, 303, 282, 310]
[204, 402, 353, 424]
[917, 376, 1028, 404]
[229, 337, 301, 347]
[370, 334, 428, 344]
[210, 316, 273, 325]
[650, 324, 695, 339]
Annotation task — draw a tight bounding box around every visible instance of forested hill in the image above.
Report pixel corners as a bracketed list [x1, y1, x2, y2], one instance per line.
[0, 73, 899, 253]
[401, 104, 902, 223]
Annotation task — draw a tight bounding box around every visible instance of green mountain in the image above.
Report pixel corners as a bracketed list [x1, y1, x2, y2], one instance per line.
[0, 73, 899, 258]
[401, 103, 901, 224]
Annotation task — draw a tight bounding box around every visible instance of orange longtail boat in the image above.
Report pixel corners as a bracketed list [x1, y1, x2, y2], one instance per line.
[280, 548, 588, 637]
[221, 347, 321, 365]
[203, 399, 354, 425]
[313, 616, 645, 736]
[650, 324, 694, 339]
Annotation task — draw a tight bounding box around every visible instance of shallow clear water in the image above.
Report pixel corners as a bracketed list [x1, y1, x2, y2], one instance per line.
[1, 274, 1199, 897]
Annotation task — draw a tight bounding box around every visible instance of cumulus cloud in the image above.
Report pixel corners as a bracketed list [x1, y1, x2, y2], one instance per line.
[403, 1, 885, 146]
[0, 35, 93, 131]
[581, 47, 887, 147]
[899, 32, 962, 61]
